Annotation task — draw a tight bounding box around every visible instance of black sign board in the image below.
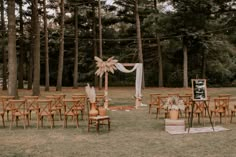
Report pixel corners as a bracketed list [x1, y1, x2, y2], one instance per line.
[191, 79, 207, 101]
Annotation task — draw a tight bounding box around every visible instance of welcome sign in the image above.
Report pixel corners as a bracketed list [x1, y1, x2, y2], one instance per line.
[191, 79, 207, 101]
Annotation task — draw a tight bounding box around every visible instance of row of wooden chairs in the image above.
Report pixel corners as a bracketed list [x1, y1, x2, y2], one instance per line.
[149, 93, 234, 125]
[0, 94, 86, 129]
[148, 93, 192, 119]
[0, 94, 111, 132]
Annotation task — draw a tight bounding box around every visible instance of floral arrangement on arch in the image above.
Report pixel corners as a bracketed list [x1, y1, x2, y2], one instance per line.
[94, 56, 118, 77]
[163, 96, 185, 111]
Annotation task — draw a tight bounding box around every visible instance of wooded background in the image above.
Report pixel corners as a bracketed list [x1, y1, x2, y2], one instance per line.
[1, 0, 236, 96]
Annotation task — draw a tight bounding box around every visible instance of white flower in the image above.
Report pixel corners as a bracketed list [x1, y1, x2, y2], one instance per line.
[163, 96, 185, 111]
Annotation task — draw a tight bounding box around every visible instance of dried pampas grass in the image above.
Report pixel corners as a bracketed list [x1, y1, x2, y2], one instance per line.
[85, 83, 96, 103]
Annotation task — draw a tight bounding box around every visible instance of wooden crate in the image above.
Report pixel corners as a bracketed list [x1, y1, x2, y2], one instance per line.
[165, 119, 185, 132]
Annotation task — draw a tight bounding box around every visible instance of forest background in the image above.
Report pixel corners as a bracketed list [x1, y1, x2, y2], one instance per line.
[1, 0, 236, 97]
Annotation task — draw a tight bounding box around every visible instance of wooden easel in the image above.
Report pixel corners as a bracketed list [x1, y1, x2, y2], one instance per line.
[188, 100, 214, 133]
[188, 79, 214, 133]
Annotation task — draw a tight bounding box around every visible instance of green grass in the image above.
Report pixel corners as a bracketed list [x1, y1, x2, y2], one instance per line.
[0, 87, 236, 157]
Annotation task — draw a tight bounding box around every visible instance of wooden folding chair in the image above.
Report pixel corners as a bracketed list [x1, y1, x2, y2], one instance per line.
[193, 101, 205, 125]
[0, 96, 15, 121]
[24, 96, 39, 120]
[62, 99, 80, 128]
[87, 101, 110, 132]
[211, 98, 228, 125]
[0, 99, 6, 127]
[9, 99, 29, 129]
[148, 93, 160, 114]
[46, 94, 65, 120]
[156, 96, 168, 119]
[179, 95, 192, 118]
[36, 99, 54, 129]
[71, 94, 86, 120]
[218, 94, 231, 116]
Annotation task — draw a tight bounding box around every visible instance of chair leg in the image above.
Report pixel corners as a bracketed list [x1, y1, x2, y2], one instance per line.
[156, 108, 158, 119]
[29, 110, 32, 120]
[197, 113, 200, 124]
[37, 115, 39, 129]
[59, 109, 62, 120]
[41, 116, 44, 127]
[27, 115, 30, 127]
[230, 111, 234, 123]
[7, 111, 9, 121]
[76, 115, 79, 128]
[51, 115, 54, 128]
[81, 111, 84, 120]
[2, 115, 5, 128]
[64, 116, 67, 128]
[220, 113, 222, 124]
[16, 116, 19, 127]
[108, 119, 110, 131]
[10, 115, 14, 129]
[23, 115, 26, 130]
[96, 120, 99, 132]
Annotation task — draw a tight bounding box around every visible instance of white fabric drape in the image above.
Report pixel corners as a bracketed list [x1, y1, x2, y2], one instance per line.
[115, 63, 143, 104]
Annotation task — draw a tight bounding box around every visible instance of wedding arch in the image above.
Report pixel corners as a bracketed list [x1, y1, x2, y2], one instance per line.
[94, 56, 143, 109]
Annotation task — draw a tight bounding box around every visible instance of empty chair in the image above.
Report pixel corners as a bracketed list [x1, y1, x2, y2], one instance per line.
[211, 98, 228, 125]
[0, 96, 15, 121]
[24, 96, 39, 120]
[9, 99, 29, 129]
[148, 93, 161, 114]
[71, 94, 86, 120]
[0, 99, 5, 127]
[36, 99, 54, 129]
[188, 101, 205, 125]
[156, 96, 168, 119]
[62, 99, 80, 128]
[46, 94, 65, 120]
[179, 95, 192, 118]
[218, 94, 231, 116]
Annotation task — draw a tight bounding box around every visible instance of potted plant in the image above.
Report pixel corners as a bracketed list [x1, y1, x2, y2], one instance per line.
[85, 84, 98, 117]
[163, 96, 185, 120]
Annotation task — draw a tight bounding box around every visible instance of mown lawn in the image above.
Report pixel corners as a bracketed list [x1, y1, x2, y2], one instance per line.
[0, 87, 236, 157]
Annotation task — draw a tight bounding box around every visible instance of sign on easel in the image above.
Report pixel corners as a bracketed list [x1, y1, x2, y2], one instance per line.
[188, 79, 214, 132]
[191, 79, 207, 101]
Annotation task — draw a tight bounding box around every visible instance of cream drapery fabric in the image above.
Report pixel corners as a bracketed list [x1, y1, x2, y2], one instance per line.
[115, 63, 143, 107]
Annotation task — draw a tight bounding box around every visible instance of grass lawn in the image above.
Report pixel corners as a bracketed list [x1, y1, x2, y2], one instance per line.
[0, 87, 236, 157]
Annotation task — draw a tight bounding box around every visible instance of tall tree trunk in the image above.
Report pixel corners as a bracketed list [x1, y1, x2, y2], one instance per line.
[157, 36, 163, 87]
[201, 50, 207, 79]
[56, 0, 64, 91]
[18, 0, 24, 89]
[7, 0, 18, 97]
[92, 3, 98, 87]
[135, 0, 145, 88]
[32, 0, 40, 96]
[154, 0, 163, 87]
[183, 40, 188, 88]
[98, 0, 103, 89]
[73, 6, 78, 88]
[1, 0, 7, 90]
[27, 43, 33, 90]
[43, 0, 50, 91]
